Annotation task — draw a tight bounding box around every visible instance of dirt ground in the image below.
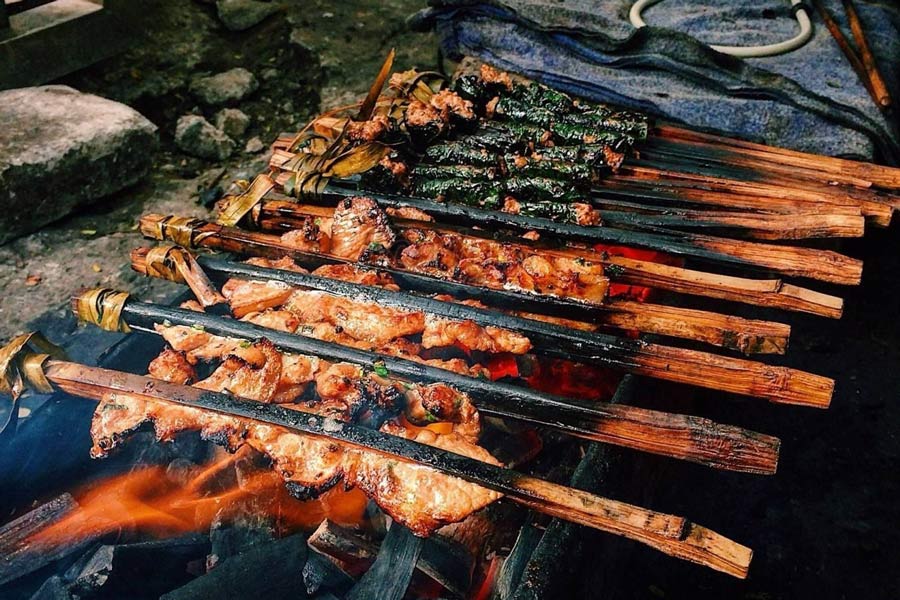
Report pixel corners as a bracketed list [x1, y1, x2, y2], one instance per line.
[0, 2, 896, 599]
[0, 0, 439, 341]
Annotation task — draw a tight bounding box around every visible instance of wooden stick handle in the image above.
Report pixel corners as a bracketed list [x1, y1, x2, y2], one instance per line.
[841, 0, 892, 108]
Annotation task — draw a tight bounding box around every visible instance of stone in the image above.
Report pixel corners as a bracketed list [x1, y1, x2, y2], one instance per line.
[174, 115, 235, 160]
[216, 0, 280, 32]
[244, 137, 265, 154]
[214, 108, 251, 139]
[189, 68, 258, 106]
[0, 86, 158, 244]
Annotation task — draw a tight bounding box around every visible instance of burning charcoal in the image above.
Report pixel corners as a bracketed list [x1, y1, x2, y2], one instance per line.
[162, 534, 307, 600]
[345, 525, 423, 600]
[29, 576, 75, 600]
[303, 550, 355, 597]
[0, 494, 99, 588]
[490, 523, 542, 600]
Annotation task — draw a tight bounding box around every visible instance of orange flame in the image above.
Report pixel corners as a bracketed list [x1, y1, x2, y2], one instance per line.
[29, 449, 367, 548]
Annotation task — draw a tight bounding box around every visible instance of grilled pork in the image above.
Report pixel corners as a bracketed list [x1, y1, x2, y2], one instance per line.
[91, 340, 500, 535]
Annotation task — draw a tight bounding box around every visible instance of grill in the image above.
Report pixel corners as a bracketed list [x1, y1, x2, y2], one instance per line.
[1, 59, 898, 599]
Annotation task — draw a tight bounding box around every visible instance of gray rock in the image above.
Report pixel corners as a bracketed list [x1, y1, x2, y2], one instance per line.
[214, 108, 251, 139]
[0, 86, 158, 244]
[189, 68, 258, 106]
[174, 115, 235, 160]
[244, 137, 265, 154]
[216, 0, 280, 32]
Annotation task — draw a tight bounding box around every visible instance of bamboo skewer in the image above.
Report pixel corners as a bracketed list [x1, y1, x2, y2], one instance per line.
[165, 206, 797, 353]
[230, 201, 846, 319]
[652, 125, 900, 193]
[610, 163, 892, 226]
[132, 246, 791, 357]
[307, 184, 863, 285]
[589, 199, 865, 240]
[88, 276, 833, 409]
[842, 0, 892, 110]
[0, 343, 751, 577]
[70, 290, 781, 473]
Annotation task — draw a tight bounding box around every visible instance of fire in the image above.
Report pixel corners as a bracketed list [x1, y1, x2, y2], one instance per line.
[29, 448, 367, 547]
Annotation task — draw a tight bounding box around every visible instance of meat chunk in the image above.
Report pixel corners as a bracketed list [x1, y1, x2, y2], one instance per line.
[283, 290, 425, 347]
[90, 345, 500, 533]
[312, 263, 400, 291]
[329, 197, 396, 260]
[147, 348, 197, 385]
[422, 315, 532, 355]
[402, 383, 481, 442]
[345, 114, 390, 142]
[222, 278, 295, 318]
[279, 217, 331, 253]
[355, 426, 502, 535]
[429, 89, 475, 122]
[398, 229, 609, 303]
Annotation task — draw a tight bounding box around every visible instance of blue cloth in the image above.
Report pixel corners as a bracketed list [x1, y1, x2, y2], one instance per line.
[412, 0, 900, 162]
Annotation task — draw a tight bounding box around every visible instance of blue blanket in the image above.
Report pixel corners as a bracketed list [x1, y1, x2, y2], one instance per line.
[412, 0, 900, 162]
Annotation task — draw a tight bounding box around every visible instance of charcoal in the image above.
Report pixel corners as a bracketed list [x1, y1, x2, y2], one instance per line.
[490, 523, 542, 600]
[28, 576, 75, 600]
[345, 525, 422, 600]
[162, 534, 307, 600]
[303, 550, 355, 596]
[67, 535, 210, 599]
[310, 519, 472, 598]
[208, 523, 275, 569]
[0, 494, 99, 588]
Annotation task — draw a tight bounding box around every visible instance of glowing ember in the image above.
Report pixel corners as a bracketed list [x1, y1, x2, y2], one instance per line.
[28, 449, 367, 548]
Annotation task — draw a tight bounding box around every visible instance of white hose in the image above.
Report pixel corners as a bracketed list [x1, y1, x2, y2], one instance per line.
[629, 0, 813, 58]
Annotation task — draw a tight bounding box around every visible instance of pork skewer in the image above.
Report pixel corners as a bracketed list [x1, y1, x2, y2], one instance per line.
[231, 195, 845, 318]
[311, 183, 863, 285]
[136, 216, 834, 406]
[0, 333, 752, 577]
[71, 288, 782, 474]
[82, 282, 834, 408]
[132, 245, 791, 356]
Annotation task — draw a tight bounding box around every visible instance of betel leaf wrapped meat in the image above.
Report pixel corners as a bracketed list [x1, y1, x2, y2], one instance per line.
[411, 177, 504, 210]
[412, 164, 501, 182]
[503, 175, 586, 203]
[424, 142, 497, 167]
[503, 155, 594, 188]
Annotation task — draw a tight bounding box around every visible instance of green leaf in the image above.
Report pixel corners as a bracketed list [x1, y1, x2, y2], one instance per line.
[373, 360, 389, 377]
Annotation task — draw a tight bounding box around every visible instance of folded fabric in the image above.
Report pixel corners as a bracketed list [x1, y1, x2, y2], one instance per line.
[412, 0, 899, 162]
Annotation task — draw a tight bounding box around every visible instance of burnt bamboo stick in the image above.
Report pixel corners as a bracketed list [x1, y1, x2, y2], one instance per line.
[76, 289, 782, 473]
[611, 164, 892, 225]
[635, 137, 875, 189]
[650, 125, 900, 193]
[236, 203, 845, 319]
[97, 279, 832, 409]
[131, 246, 791, 357]
[589, 198, 865, 240]
[596, 178, 865, 218]
[24, 357, 751, 577]
[604, 255, 843, 318]
[313, 183, 863, 284]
